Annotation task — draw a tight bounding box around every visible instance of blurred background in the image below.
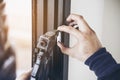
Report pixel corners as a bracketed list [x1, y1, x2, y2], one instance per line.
[4, 0, 32, 77]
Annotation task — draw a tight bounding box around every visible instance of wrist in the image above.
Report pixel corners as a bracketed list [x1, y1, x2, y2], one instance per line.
[82, 47, 103, 62]
[85, 48, 118, 78]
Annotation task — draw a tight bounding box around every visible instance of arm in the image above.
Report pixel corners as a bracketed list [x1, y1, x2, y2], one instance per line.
[85, 48, 120, 80]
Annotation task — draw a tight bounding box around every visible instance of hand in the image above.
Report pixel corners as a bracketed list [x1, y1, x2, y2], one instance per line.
[16, 70, 31, 80]
[57, 14, 102, 62]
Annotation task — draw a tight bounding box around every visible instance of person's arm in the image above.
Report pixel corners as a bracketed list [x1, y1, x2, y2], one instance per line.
[85, 48, 120, 80]
[57, 14, 120, 80]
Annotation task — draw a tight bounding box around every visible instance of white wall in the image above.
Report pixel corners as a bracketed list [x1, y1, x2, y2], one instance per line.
[69, 0, 120, 80]
[102, 0, 120, 63]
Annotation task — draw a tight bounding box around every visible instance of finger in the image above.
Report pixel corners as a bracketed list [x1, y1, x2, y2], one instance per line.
[0, 2, 6, 10]
[57, 41, 76, 57]
[16, 70, 31, 80]
[57, 41, 70, 55]
[68, 21, 77, 27]
[57, 25, 81, 39]
[66, 14, 82, 22]
[66, 14, 92, 32]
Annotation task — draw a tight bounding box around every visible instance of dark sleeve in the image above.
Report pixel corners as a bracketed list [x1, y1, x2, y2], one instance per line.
[85, 48, 120, 80]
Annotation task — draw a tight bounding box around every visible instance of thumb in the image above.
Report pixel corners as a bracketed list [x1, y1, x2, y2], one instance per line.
[16, 70, 31, 80]
[57, 41, 70, 55]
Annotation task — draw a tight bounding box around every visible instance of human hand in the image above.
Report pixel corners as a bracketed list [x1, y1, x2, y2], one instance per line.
[57, 14, 102, 62]
[16, 70, 31, 80]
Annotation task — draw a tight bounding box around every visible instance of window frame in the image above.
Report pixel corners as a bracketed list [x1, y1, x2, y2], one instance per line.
[32, 0, 71, 80]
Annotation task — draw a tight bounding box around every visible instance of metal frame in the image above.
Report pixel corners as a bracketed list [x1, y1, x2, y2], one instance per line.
[32, 0, 71, 80]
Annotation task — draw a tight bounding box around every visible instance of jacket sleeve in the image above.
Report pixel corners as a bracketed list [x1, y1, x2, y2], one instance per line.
[85, 48, 120, 80]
